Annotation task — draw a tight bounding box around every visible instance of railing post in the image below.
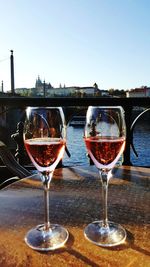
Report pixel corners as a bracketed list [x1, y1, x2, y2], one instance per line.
[123, 105, 132, 165]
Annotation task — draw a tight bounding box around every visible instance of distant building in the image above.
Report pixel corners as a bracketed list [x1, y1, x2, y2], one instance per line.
[15, 87, 31, 96]
[15, 76, 102, 97]
[46, 86, 101, 97]
[35, 76, 53, 96]
[35, 77, 101, 97]
[126, 86, 150, 97]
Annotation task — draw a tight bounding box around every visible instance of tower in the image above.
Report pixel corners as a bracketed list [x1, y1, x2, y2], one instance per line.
[10, 50, 15, 95]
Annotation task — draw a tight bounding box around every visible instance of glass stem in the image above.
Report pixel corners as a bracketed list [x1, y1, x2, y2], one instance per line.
[42, 172, 53, 231]
[99, 170, 109, 228]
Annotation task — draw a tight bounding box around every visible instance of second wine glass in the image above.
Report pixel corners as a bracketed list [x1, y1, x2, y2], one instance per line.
[23, 107, 69, 251]
[84, 106, 126, 247]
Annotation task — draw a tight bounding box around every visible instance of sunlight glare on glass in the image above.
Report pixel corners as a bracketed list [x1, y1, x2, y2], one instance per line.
[26, 107, 32, 119]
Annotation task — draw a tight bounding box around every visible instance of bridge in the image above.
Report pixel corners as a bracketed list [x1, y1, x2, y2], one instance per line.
[0, 96, 149, 167]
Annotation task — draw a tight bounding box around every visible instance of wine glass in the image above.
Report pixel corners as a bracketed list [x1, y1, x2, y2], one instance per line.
[84, 106, 126, 247]
[23, 107, 69, 251]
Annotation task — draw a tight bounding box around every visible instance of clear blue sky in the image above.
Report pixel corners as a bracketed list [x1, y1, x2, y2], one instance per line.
[0, 0, 150, 91]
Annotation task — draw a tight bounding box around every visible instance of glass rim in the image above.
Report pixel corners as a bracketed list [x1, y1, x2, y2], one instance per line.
[88, 106, 124, 109]
[25, 106, 63, 110]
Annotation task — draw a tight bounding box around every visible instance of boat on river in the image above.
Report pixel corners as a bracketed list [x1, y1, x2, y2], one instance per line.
[69, 116, 86, 127]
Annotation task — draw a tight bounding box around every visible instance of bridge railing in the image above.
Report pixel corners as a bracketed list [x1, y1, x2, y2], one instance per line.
[0, 96, 150, 167]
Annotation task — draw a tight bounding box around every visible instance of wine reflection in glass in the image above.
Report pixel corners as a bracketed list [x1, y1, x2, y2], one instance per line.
[23, 107, 69, 251]
[84, 106, 126, 247]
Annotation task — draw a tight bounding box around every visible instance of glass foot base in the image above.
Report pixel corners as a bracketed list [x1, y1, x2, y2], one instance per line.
[84, 221, 126, 247]
[25, 224, 69, 251]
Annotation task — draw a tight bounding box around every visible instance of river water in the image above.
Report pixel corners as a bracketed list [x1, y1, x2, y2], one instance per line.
[63, 122, 150, 167]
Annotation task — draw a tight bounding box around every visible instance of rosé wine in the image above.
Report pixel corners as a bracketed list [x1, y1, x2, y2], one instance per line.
[25, 137, 66, 172]
[85, 136, 125, 169]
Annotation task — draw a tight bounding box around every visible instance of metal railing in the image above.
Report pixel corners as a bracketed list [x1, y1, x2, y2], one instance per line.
[0, 96, 150, 166]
